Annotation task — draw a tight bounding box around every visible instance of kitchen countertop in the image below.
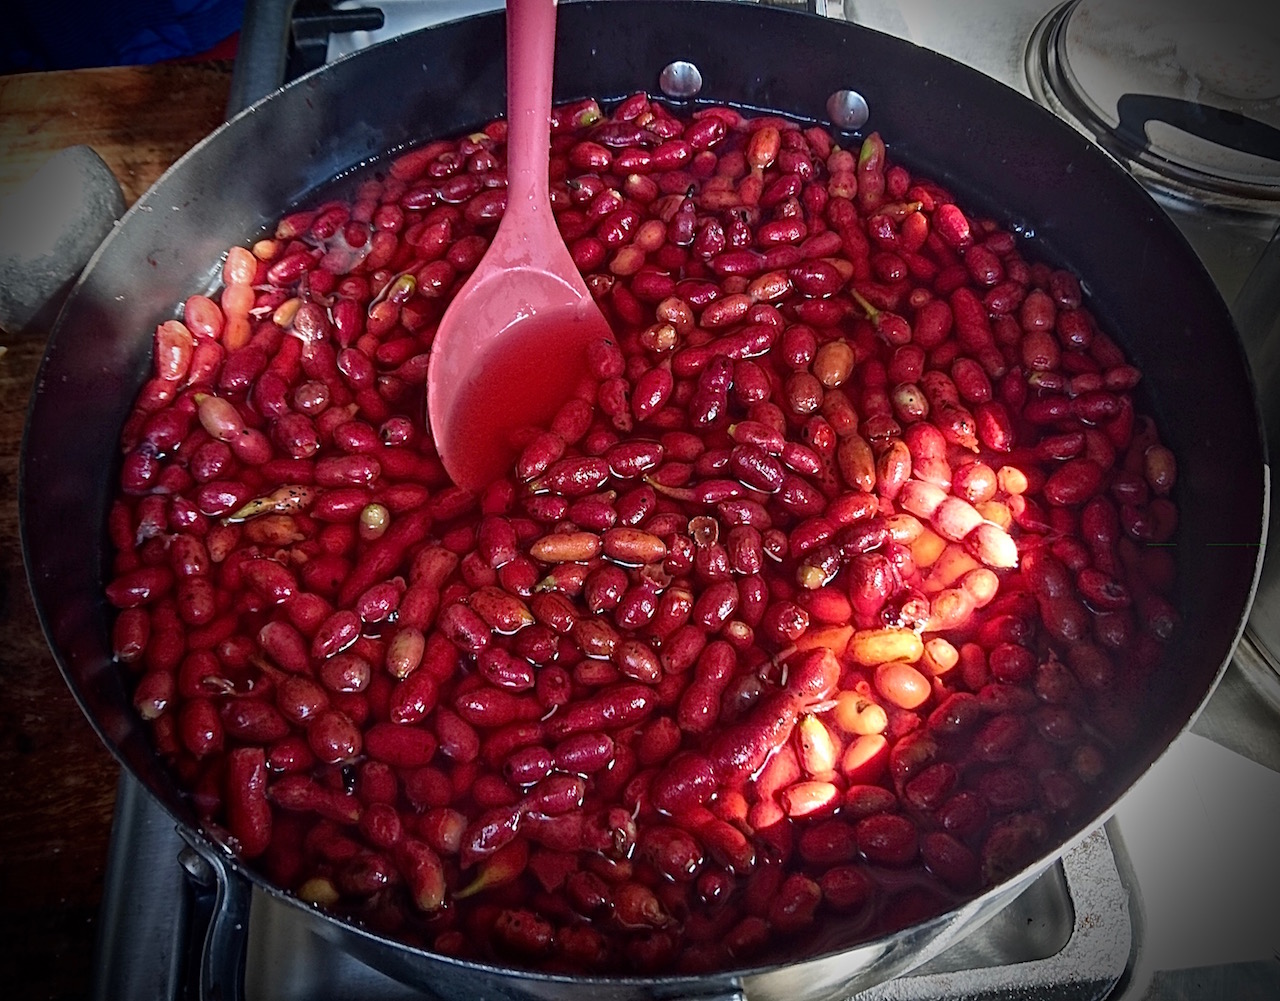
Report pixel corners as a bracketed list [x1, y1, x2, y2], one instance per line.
[0, 60, 232, 1001]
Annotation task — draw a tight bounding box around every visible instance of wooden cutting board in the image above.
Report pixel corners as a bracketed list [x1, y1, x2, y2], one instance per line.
[0, 60, 231, 1001]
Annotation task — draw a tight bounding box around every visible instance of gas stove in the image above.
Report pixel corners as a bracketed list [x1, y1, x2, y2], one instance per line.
[91, 2, 1280, 999]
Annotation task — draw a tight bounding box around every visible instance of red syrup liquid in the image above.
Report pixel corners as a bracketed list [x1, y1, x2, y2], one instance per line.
[434, 313, 598, 490]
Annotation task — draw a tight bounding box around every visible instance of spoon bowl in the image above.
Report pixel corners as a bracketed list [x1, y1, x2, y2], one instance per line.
[426, 0, 612, 490]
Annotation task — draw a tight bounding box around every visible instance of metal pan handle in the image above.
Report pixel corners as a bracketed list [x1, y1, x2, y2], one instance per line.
[91, 772, 251, 1001]
[177, 830, 253, 1001]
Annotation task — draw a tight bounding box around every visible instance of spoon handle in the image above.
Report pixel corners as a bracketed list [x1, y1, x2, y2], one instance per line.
[504, 0, 558, 222]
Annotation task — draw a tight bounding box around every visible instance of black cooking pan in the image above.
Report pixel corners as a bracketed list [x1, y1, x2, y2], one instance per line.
[20, 3, 1268, 998]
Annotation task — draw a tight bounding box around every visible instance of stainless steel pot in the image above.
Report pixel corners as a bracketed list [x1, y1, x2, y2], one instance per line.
[20, 3, 1268, 998]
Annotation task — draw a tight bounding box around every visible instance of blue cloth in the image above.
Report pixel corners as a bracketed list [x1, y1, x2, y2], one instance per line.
[3, 0, 244, 73]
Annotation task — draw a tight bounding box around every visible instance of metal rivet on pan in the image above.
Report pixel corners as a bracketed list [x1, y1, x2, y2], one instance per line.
[827, 89, 870, 130]
[178, 846, 215, 886]
[659, 61, 704, 99]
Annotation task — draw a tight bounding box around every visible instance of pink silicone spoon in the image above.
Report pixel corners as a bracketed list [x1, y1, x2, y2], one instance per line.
[426, 0, 612, 490]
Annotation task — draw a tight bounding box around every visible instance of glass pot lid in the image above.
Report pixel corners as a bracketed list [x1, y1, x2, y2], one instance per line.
[1027, 0, 1280, 203]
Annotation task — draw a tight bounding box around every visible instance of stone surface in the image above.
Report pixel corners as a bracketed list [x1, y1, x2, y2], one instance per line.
[0, 145, 125, 335]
